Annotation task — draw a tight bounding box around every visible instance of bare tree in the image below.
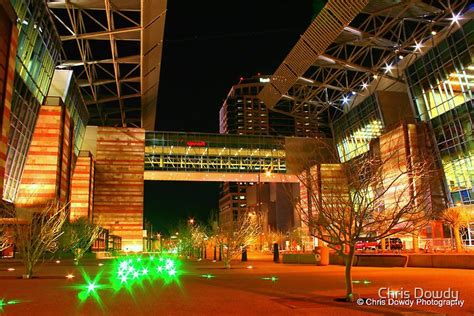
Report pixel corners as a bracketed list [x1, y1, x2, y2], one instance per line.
[214, 212, 262, 268]
[291, 133, 439, 302]
[442, 206, 472, 252]
[2, 201, 68, 278]
[264, 230, 285, 251]
[178, 221, 209, 258]
[59, 217, 101, 262]
[190, 224, 207, 258]
[0, 224, 13, 253]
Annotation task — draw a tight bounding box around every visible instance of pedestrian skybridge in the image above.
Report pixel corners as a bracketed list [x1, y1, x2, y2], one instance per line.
[144, 132, 310, 183]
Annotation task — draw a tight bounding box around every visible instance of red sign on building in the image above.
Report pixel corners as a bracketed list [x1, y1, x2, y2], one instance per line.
[186, 141, 207, 147]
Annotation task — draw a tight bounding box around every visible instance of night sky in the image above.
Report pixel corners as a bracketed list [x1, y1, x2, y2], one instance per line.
[144, 0, 318, 234]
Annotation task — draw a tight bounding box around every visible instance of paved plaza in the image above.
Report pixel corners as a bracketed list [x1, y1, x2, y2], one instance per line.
[0, 256, 473, 315]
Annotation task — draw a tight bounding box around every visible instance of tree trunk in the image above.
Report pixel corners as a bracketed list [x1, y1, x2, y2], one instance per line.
[344, 246, 356, 302]
[411, 233, 419, 253]
[24, 260, 33, 279]
[453, 224, 463, 253]
[224, 248, 231, 268]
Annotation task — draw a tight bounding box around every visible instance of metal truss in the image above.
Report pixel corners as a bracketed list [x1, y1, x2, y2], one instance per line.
[47, 0, 167, 129]
[145, 154, 286, 174]
[259, 0, 470, 123]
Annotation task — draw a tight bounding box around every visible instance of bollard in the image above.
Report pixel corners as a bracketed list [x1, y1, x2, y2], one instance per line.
[241, 246, 247, 262]
[273, 243, 279, 263]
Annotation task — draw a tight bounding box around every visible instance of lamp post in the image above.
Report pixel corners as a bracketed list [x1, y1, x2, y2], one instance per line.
[157, 233, 162, 252]
[257, 171, 261, 215]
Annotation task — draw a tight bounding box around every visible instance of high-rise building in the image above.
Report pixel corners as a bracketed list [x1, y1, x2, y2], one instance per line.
[218, 75, 324, 231]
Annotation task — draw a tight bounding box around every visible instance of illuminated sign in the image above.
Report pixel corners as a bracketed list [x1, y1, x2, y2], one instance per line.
[186, 141, 207, 147]
[259, 78, 270, 83]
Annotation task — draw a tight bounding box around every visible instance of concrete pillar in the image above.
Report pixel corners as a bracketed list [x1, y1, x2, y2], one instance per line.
[93, 127, 145, 252]
[411, 233, 419, 252]
[70, 151, 95, 221]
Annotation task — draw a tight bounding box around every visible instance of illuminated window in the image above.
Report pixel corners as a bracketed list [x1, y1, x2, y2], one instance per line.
[406, 20, 473, 204]
[333, 95, 384, 162]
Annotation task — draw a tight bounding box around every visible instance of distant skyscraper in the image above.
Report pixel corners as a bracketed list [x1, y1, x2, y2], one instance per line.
[218, 75, 323, 230]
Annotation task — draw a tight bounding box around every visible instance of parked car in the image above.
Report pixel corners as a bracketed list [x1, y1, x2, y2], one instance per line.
[377, 237, 403, 250]
[355, 238, 378, 250]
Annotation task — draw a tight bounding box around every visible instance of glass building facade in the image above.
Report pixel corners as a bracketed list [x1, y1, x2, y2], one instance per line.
[64, 77, 89, 158]
[333, 95, 385, 163]
[406, 20, 473, 205]
[3, 0, 61, 201]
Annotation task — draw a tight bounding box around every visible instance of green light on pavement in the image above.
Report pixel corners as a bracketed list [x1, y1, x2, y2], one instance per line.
[352, 280, 371, 285]
[261, 276, 278, 282]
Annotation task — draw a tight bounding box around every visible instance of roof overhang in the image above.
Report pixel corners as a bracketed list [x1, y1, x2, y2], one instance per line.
[47, 0, 167, 129]
[258, 0, 471, 121]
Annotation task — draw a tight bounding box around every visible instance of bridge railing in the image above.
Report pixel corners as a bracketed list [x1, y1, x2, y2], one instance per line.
[144, 131, 288, 173]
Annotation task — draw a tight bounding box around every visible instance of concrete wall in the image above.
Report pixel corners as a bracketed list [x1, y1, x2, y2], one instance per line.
[16, 102, 73, 206]
[282, 253, 317, 264]
[407, 255, 474, 269]
[376, 91, 414, 129]
[93, 127, 145, 252]
[329, 253, 474, 269]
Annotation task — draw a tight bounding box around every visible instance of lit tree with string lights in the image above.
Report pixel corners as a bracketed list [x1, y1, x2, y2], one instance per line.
[214, 211, 262, 268]
[0, 224, 12, 253]
[442, 205, 472, 252]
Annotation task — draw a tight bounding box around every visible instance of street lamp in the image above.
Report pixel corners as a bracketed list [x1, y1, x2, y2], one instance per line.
[157, 233, 162, 252]
[257, 168, 272, 215]
[188, 218, 195, 225]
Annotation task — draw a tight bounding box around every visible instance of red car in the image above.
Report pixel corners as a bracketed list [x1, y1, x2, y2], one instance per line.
[355, 238, 378, 250]
[377, 238, 404, 250]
